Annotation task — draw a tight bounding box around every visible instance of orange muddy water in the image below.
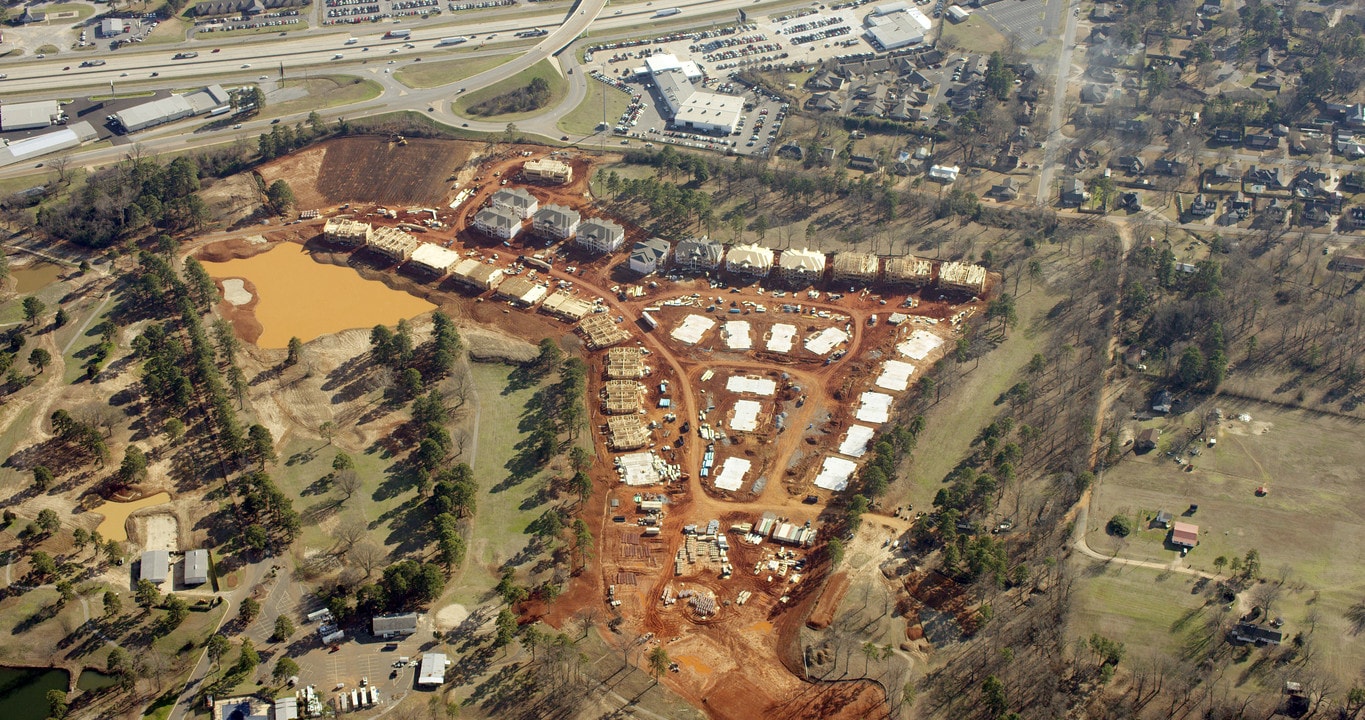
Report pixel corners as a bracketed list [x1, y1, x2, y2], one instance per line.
[204, 243, 435, 348]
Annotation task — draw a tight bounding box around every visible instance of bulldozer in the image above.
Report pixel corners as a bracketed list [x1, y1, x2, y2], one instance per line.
[389, 134, 408, 147]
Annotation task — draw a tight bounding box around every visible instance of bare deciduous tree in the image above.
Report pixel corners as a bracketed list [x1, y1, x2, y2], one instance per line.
[333, 514, 368, 556]
[333, 469, 362, 504]
[348, 540, 386, 578]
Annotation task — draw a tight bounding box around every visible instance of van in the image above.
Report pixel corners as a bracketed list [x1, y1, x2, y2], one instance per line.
[397, 656, 410, 666]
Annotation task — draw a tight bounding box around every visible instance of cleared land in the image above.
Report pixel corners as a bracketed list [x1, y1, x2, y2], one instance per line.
[256, 135, 471, 208]
[939, 15, 1009, 55]
[393, 52, 514, 90]
[451, 59, 567, 122]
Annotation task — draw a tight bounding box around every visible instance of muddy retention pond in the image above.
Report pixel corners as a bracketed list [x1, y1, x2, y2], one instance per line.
[94, 491, 171, 543]
[202, 242, 435, 348]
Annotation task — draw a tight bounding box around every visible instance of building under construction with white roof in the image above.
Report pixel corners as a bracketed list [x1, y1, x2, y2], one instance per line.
[449, 258, 505, 291]
[725, 243, 774, 278]
[778, 248, 827, 287]
[408, 243, 462, 276]
[522, 157, 572, 184]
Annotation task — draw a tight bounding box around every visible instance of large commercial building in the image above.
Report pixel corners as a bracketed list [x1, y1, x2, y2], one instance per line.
[575, 218, 625, 254]
[366, 227, 420, 262]
[640, 54, 742, 136]
[183, 549, 209, 586]
[0, 100, 63, 131]
[0, 121, 97, 168]
[111, 85, 231, 133]
[417, 653, 448, 687]
[140, 550, 170, 585]
[863, 3, 933, 50]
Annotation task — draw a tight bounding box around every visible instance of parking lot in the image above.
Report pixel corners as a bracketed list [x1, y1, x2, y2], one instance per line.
[976, 0, 1061, 48]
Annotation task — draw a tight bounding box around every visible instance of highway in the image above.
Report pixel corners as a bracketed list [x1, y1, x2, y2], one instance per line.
[0, 0, 805, 179]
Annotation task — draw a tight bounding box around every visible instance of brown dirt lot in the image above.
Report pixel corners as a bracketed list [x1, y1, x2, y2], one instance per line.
[257, 136, 473, 209]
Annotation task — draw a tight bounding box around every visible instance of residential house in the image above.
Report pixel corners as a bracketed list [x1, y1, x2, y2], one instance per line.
[1135, 428, 1161, 452]
[806, 70, 845, 91]
[1264, 197, 1289, 223]
[1154, 158, 1187, 176]
[1212, 128, 1243, 144]
[1112, 155, 1145, 174]
[1208, 163, 1239, 184]
[1230, 622, 1283, 646]
[1118, 119, 1148, 136]
[1252, 73, 1283, 91]
[830, 252, 880, 283]
[848, 155, 881, 173]
[1245, 165, 1285, 188]
[1170, 521, 1199, 548]
[627, 238, 670, 276]
[1229, 192, 1252, 219]
[1080, 84, 1110, 104]
[1188, 193, 1216, 218]
[574, 218, 625, 254]
[531, 204, 581, 242]
[1200, 0, 1221, 13]
[1330, 252, 1365, 271]
[1347, 207, 1365, 230]
[1119, 191, 1142, 211]
[806, 93, 841, 113]
[1245, 133, 1280, 150]
[1257, 48, 1276, 71]
[372, 613, 420, 639]
[1292, 168, 1330, 198]
[1301, 201, 1332, 225]
[1151, 389, 1173, 413]
[1344, 172, 1365, 193]
[927, 164, 960, 182]
[1060, 178, 1089, 206]
[1151, 509, 1173, 528]
[1091, 2, 1115, 20]
[989, 177, 1020, 200]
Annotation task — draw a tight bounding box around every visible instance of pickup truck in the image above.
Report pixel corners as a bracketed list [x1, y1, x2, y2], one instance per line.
[79, 60, 107, 67]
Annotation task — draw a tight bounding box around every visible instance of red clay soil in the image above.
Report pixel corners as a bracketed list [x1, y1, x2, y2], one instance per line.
[805, 571, 850, 630]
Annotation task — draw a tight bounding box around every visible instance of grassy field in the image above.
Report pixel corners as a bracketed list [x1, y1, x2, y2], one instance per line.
[1078, 398, 1365, 687]
[893, 274, 1063, 512]
[557, 78, 632, 136]
[443, 361, 559, 607]
[940, 14, 1010, 55]
[270, 433, 405, 553]
[36, 44, 60, 55]
[263, 76, 382, 118]
[452, 59, 567, 123]
[145, 16, 191, 43]
[45, 2, 97, 20]
[393, 53, 516, 90]
[1068, 562, 1213, 661]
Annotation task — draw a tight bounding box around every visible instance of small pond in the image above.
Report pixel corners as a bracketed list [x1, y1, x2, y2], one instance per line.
[0, 666, 69, 720]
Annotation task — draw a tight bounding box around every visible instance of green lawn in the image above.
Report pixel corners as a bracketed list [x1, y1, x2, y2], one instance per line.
[144, 16, 191, 44]
[270, 433, 403, 552]
[44, 2, 98, 20]
[557, 78, 631, 137]
[393, 52, 515, 90]
[262, 76, 382, 118]
[1069, 562, 1213, 660]
[452, 59, 568, 123]
[443, 361, 559, 607]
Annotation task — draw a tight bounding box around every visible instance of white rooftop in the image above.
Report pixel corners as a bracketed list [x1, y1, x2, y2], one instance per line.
[814, 456, 859, 491]
[713, 457, 751, 491]
[618, 452, 663, 486]
[409, 243, 462, 273]
[875, 360, 916, 391]
[897, 330, 944, 360]
[723, 320, 752, 350]
[731, 399, 763, 432]
[671, 314, 716, 344]
[855, 391, 894, 424]
[838, 425, 877, 458]
[767, 323, 797, 353]
[726, 375, 776, 396]
[805, 327, 850, 355]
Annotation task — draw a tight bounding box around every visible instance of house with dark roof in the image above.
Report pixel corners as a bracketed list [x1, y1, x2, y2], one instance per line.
[673, 236, 723, 273]
[1188, 193, 1216, 218]
[1245, 133, 1280, 150]
[372, 613, 420, 639]
[1152, 389, 1173, 413]
[848, 155, 881, 173]
[1112, 155, 1145, 175]
[1212, 128, 1242, 144]
[1246, 166, 1285, 188]
[1080, 84, 1110, 105]
[1151, 509, 1173, 528]
[628, 238, 670, 276]
[1153, 158, 1186, 176]
[1136, 428, 1161, 452]
[1230, 622, 1283, 646]
[989, 177, 1020, 201]
[1060, 178, 1089, 206]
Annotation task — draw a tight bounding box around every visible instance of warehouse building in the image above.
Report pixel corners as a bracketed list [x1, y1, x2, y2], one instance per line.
[0, 100, 63, 131]
[111, 85, 231, 133]
[531, 204, 581, 242]
[575, 218, 626, 254]
[673, 236, 724, 273]
[183, 549, 209, 586]
[541, 290, 595, 321]
[449, 258, 505, 291]
[408, 243, 462, 277]
[831, 252, 880, 284]
[628, 237, 671, 276]
[605, 346, 647, 379]
[522, 157, 572, 184]
[140, 550, 170, 585]
[417, 653, 448, 688]
[0, 121, 98, 168]
[366, 227, 420, 262]
[323, 218, 371, 246]
[939, 261, 987, 294]
[883, 255, 933, 285]
[471, 206, 523, 240]
[602, 380, 644, 414]
[495, 276, 548, 306]
[490, 187, 539, 219]
[726, 243, 774, 278]
[778, 248, 827, 287]
[607, 416, 649, 450]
